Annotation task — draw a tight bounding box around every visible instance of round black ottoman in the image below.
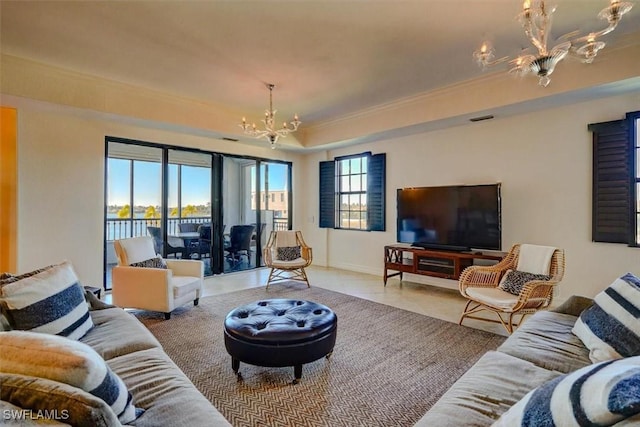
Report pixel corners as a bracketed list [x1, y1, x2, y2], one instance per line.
[224, 299, 337, 383]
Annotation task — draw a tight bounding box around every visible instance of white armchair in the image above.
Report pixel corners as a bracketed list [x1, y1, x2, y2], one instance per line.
[112, 236, 203, 319]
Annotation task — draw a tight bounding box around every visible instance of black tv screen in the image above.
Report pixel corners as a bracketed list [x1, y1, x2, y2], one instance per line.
[396, 184, 501, 251]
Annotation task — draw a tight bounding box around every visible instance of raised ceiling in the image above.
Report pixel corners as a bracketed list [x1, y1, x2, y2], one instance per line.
[1, 1, 639, 149]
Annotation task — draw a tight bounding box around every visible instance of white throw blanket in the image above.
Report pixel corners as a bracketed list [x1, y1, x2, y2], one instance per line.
[277, 231, 298, 247]
[516, 244, 556, 275]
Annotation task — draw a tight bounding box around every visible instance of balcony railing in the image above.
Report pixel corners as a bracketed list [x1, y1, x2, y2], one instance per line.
[105, 217, 210, 241]
[106, 216, 289, 241]
[273, 218, 288, 231]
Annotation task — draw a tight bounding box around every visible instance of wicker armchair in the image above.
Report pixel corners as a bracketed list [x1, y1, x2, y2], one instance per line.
[263, 230, 312, 289]
[458, 244, 565, 334]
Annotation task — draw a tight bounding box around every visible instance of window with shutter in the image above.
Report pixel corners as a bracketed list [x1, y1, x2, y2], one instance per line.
[318, 153, 386, 231]
[589, 111, 639, 246]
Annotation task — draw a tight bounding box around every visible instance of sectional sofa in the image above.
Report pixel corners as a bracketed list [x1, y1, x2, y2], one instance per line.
[0, 292, 230, 426]
[415, 294, 640, 426]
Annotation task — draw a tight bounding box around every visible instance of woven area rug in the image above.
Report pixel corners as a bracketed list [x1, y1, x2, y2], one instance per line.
[135, 283, 505, 427]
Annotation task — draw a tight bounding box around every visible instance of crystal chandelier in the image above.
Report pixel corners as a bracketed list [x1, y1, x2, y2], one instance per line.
[239, 83, 301, 149]
[474, 0, 633, 87]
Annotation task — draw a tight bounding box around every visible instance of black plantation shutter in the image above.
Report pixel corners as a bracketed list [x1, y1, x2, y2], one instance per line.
[367, 153, 386, 231]
[319, 160, 336, 228]
[590, 119, 631, 243]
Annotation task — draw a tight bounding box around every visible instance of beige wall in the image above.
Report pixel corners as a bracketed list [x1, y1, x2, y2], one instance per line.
[301, 93, 640, 300]
[4, 57, 640, 300]
[11, 101, 302, 286]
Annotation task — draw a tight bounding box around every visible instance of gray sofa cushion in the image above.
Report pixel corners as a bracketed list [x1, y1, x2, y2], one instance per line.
[80, 308, 161, 361]
[0, 373, 122, 427]
[414, 351, 560, 426]
[497, 311, 592, 373]
[107, 347, 231, 427]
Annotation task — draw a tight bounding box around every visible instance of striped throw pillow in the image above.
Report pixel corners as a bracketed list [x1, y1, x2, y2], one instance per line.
[0, 261, 93, 340]
[493, 356, 640, 426]
[572, 272, 640, 363]
[0, 331, 143, 424]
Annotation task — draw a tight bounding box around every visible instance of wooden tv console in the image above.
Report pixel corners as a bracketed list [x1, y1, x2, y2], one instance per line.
[383, 244, 505, 285]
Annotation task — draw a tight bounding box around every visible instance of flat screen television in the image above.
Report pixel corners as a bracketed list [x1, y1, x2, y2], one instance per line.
[396, 184, 501, 252]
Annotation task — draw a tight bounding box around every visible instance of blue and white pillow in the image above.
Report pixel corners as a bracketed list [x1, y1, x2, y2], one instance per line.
[0, 331, 143, 424]
[0, 261, 93, 340]
[493, 356, 640, 426]
[572, 272, 640, 362]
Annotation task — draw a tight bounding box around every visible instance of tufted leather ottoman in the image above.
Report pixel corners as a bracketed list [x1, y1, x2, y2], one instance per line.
[224, 299, 337, 383]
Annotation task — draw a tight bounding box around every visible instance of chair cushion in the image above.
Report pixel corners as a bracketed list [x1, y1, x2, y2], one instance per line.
[466, 287, 519, 310]
[81, 308, 162, 361]
[271, 258, 308, 268]
[107, 348, 231, 427]
[493, 356, 640, 427]
[171, 276, 201, 299]
[129, 256, 167, 269]
[0, 261, 93, 340]
[414, 351, 561, 427]
[498, 311, 592, 373]
[0, 331, 143, 424]
[572, 272, 640, 363]
[276, 246, 301, 261]
[498, 269, 551, 296]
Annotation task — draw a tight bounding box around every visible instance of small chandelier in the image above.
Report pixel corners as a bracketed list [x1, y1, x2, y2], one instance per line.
[239, 83, 301, 149]
[474, 0, 633, 87]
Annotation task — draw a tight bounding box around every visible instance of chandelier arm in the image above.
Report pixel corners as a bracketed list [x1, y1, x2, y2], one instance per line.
[573, 21, 617, 44]
[521, 11, 550, 55]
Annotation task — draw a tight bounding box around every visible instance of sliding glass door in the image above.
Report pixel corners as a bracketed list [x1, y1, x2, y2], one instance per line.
[104, 138, 292, 287]
[168, 150, 214, 275]
[221, 157, 291, 272]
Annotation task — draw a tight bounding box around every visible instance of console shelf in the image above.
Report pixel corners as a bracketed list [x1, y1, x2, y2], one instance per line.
[383, 244, 505, 284]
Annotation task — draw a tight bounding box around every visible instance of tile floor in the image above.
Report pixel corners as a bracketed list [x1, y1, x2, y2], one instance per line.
[200, 265, 510, 336]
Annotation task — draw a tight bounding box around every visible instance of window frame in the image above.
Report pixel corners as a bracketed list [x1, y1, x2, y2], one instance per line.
[337, 154, 368, 230]
[319, 152, 385, 232]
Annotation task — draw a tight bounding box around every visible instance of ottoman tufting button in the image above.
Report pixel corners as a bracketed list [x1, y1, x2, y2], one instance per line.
[313, 309, 323, 315]
[258, 301, 268, 306]
[296, 321, 305, 327]
[295, 301, 304, 305]
[277, 311, 286, 316]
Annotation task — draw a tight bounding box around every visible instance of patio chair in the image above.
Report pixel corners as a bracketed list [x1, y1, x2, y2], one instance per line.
[224, 225, 255, 270]
[112, 236, 204, 319]
[458, 244, 565, 334]
[263, 230, 312, 289]
[147, 226, 185, 258]
[195, 223, 212, 259]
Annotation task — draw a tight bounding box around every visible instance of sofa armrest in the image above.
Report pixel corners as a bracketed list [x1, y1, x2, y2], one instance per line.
[84, 290, 115, 311]
[551, 295, 594, 317]
[164, 259, 204, 278]
[111, 266, 172, 312]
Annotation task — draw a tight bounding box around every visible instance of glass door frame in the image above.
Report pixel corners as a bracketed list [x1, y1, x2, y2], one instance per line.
[103, 136, 293, 288]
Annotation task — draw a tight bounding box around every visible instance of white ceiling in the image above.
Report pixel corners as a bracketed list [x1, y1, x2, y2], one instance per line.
[1, 1, 639, 133]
